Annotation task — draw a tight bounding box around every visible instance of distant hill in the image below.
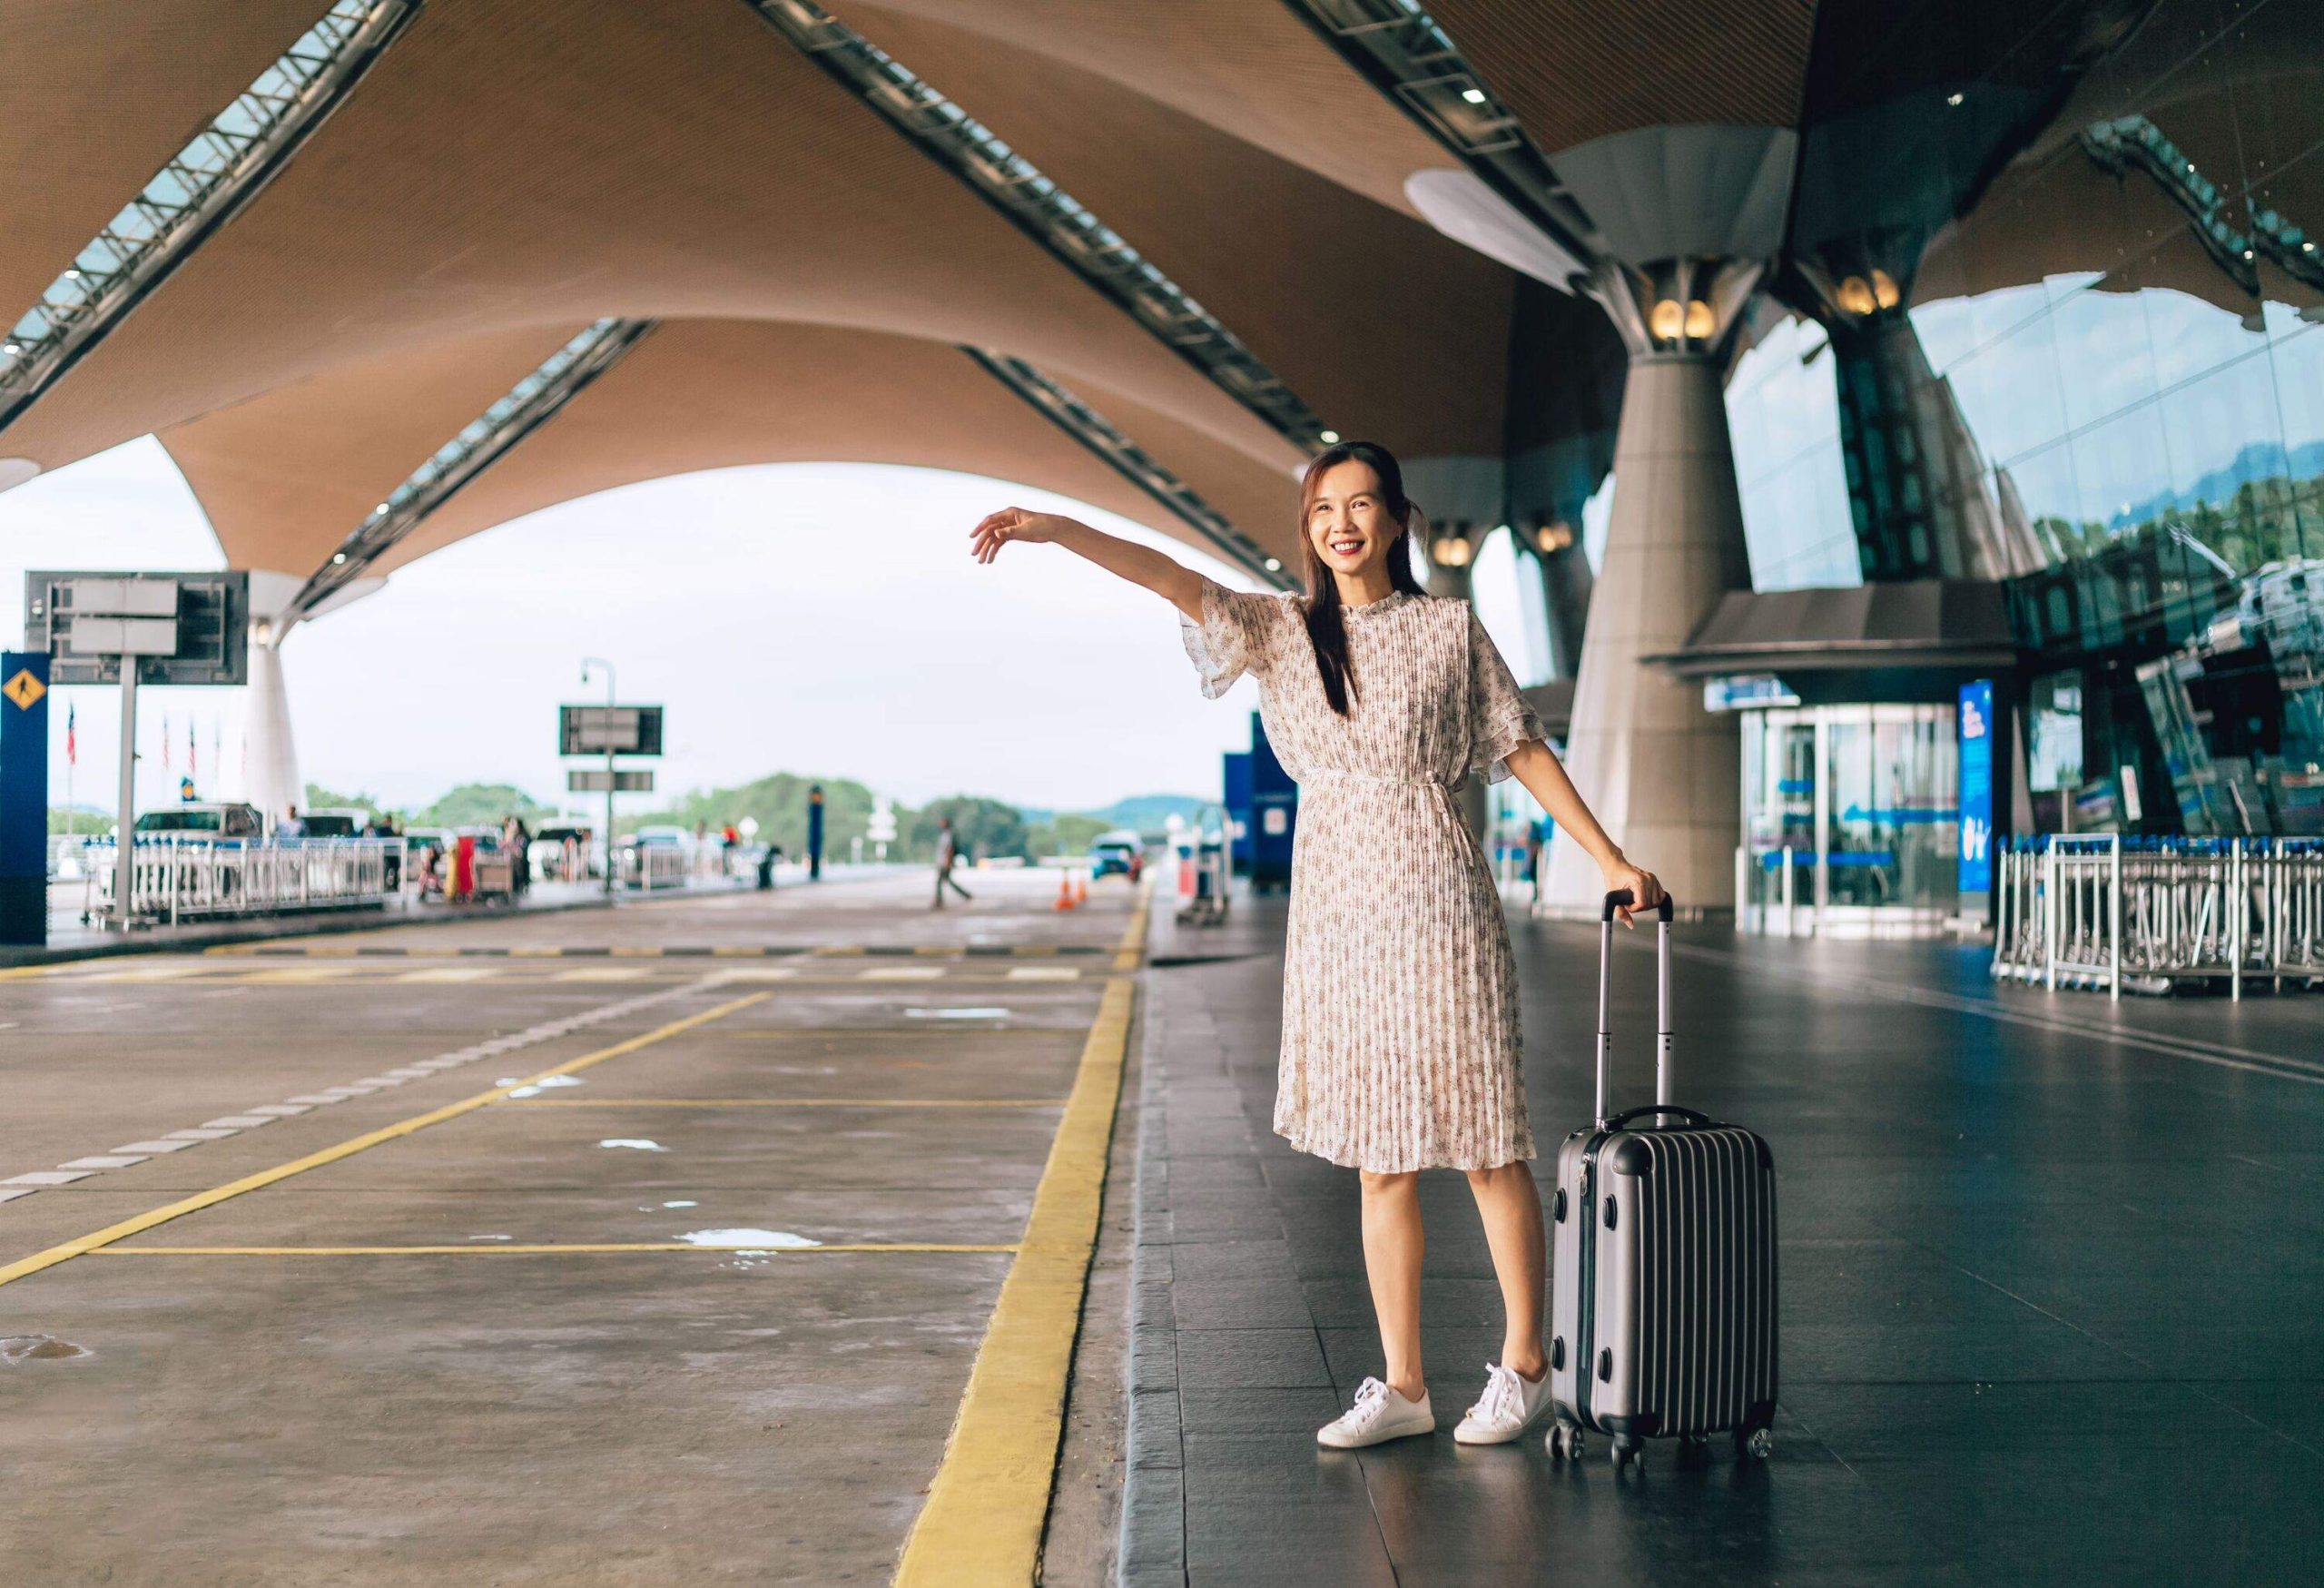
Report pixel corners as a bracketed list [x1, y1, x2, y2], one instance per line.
[2108, 440, 2324, 533]
[1016, 794, 1209, 833]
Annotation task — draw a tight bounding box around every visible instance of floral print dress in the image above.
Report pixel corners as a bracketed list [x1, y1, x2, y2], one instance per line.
[1182, 580, 1547, 1172]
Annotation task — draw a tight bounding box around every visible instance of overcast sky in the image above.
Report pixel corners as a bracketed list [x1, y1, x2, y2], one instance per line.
[1, 440, 1548, 822]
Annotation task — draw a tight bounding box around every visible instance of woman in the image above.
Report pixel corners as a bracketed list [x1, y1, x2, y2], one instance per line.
[970, 440, 1663, 1450]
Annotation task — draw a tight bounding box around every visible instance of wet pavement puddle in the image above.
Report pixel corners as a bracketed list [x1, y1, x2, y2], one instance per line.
[1, 1336, 92, 1364]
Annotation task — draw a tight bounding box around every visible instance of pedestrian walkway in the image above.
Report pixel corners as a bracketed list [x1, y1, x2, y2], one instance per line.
[0, 869, 1141, 1585]
[1123, 891, 2324, 1586]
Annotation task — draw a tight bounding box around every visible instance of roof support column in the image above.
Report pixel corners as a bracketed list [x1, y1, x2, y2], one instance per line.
[1541, 330, 1754, 915]
[238, 624, 301, 833]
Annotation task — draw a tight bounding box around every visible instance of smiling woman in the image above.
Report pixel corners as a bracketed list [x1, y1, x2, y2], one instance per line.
[970, 439, 1666, 1453]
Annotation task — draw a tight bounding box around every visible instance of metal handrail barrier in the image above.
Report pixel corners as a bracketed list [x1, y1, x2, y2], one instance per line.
[621, 843, 687, 891]
[1992, 835, 2319, 996]
[84, 836, 403, 925]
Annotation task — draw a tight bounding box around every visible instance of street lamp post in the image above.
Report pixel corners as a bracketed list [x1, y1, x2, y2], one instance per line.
[581, 657, 615, 899]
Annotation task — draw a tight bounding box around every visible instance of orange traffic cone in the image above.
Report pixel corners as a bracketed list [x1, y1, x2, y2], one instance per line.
[1055, 871, 1076, 911]
[1072, 873, 1088, 907]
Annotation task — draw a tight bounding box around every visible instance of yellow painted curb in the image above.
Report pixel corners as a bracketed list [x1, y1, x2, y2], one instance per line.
[0, 992, 767, 1293]
[892, 885, 1148, 1587]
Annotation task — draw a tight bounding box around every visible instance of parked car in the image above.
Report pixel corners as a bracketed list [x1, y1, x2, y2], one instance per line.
[300, 807, 369, 838]
[133, 803, 263, 842]
[1088, 829, 1145, 881]
[530, 823, 601, 882]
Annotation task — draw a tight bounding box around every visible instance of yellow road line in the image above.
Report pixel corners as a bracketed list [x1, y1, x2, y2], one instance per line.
[94, 1242, 1019, 1257]
[0, 991, 767, 1293]
[892, 892, 1145, 1585]
[492, 1097, 1070, 1109]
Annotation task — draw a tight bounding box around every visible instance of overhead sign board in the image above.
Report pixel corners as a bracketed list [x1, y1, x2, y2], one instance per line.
[569, 768, 655, 793]
[24, 571, 249, 686]
[559, 704, 663, 757]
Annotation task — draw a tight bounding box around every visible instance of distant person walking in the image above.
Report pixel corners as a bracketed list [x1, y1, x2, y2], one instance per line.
[931, 816, 972, 909]
[970, 439, 1663, 1452]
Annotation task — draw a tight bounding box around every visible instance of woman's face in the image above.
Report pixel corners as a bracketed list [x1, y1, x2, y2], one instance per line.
[1305, 459, 1398, 579]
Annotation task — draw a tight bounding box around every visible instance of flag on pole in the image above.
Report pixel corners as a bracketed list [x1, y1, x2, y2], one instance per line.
[162, 711, 172, 772]
[189, 717, 197, 779]
[65, 702, 77, 765]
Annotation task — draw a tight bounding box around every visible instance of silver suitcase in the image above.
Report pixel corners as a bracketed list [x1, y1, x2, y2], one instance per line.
[1546, 890, 1778, 1472]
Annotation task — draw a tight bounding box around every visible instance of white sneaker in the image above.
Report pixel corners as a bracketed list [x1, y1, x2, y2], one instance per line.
[1316, 1376, 1434, 1449]
[1452, 1361, 1553, 1445]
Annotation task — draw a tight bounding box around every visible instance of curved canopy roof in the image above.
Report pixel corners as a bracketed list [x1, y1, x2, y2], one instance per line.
[1, 0, 2315, 610]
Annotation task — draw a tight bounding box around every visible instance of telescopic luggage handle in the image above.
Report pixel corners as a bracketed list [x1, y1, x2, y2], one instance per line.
[1596, 889, 1675, 1129]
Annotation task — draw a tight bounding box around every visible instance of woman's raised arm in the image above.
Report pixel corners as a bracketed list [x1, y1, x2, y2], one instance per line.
[970, 508, 1207, 621]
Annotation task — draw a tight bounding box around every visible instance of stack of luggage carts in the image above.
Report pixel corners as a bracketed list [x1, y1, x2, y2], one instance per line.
[1992, 834, 2324, 998]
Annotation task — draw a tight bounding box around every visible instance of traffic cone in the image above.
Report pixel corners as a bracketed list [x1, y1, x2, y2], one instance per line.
[1072, 873, 1088, 907]
[1055, 871, 1076, 911]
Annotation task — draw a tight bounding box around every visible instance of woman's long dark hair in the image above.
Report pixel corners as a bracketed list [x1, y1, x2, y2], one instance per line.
[1300, 439, 1428, 717]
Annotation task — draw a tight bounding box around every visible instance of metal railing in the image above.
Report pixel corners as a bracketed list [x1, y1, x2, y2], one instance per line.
[84, 837, 402, 925]
[1992, 836, 2324, 998]
[620, 843, 687, 891]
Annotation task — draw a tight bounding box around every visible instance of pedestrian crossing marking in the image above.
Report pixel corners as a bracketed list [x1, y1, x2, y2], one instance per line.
[395, 967, 501, 982]
[860, 966, 947, 981]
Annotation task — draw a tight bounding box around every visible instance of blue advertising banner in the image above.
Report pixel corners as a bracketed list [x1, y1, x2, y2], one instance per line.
[1, 651, 52, 944]
[1957, 679, 1994, 894]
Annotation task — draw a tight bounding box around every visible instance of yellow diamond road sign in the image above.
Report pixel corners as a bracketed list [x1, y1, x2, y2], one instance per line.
[2, 668, 45, 710]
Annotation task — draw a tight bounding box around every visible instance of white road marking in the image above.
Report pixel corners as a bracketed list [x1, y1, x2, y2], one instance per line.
[0, 979, 715, 1209]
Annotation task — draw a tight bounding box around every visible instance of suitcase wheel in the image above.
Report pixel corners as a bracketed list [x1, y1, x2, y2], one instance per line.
[1547, 1422, 1582, 1462]
[1734, 1425, 1774, 1461]
[1611, 1433, 1643, 1474]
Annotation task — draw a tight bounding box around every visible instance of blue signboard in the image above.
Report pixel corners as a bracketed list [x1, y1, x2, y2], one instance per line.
[1, 651, 51, 944]
[1957, 679, 1994, 894]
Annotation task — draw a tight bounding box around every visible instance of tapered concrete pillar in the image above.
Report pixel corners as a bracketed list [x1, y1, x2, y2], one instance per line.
[1542, 353, 1752, 912]
[240, 628, 301, 830]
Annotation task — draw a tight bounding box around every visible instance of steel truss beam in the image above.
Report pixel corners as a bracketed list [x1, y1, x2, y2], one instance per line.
[0, 0, 420, 435]
[1280, 0, 1600, 275]
[745, 0, 1334, 458]
[286, 318, 658, 624]
[965, 348, 1294, 589]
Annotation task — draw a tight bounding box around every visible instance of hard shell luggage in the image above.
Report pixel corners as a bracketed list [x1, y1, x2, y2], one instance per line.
[1546, 890, 1779, 1472]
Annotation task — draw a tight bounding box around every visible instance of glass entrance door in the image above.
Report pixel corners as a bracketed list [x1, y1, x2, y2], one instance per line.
[1739, 704, 1960, 935]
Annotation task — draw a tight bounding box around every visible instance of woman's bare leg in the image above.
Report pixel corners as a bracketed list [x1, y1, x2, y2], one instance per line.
[1358, 1169, 1426, 1400]
[1463, 1161, 1548, 1379]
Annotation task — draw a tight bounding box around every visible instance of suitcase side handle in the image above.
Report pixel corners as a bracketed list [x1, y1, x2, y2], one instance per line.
[1597, 891, 1678, 1127]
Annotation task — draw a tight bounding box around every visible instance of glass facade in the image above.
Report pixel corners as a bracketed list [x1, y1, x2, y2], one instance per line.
[1724, 0, 2323, 851]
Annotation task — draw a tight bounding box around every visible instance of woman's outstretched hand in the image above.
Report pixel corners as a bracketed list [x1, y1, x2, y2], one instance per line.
[1600, 857, 1667, 929]
[970, 507, 1077, 564]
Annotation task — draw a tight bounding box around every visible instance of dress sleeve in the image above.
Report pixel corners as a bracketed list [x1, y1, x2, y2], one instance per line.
[1180, 578, 1285, 700]
[1465, 607, 1547, 785]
